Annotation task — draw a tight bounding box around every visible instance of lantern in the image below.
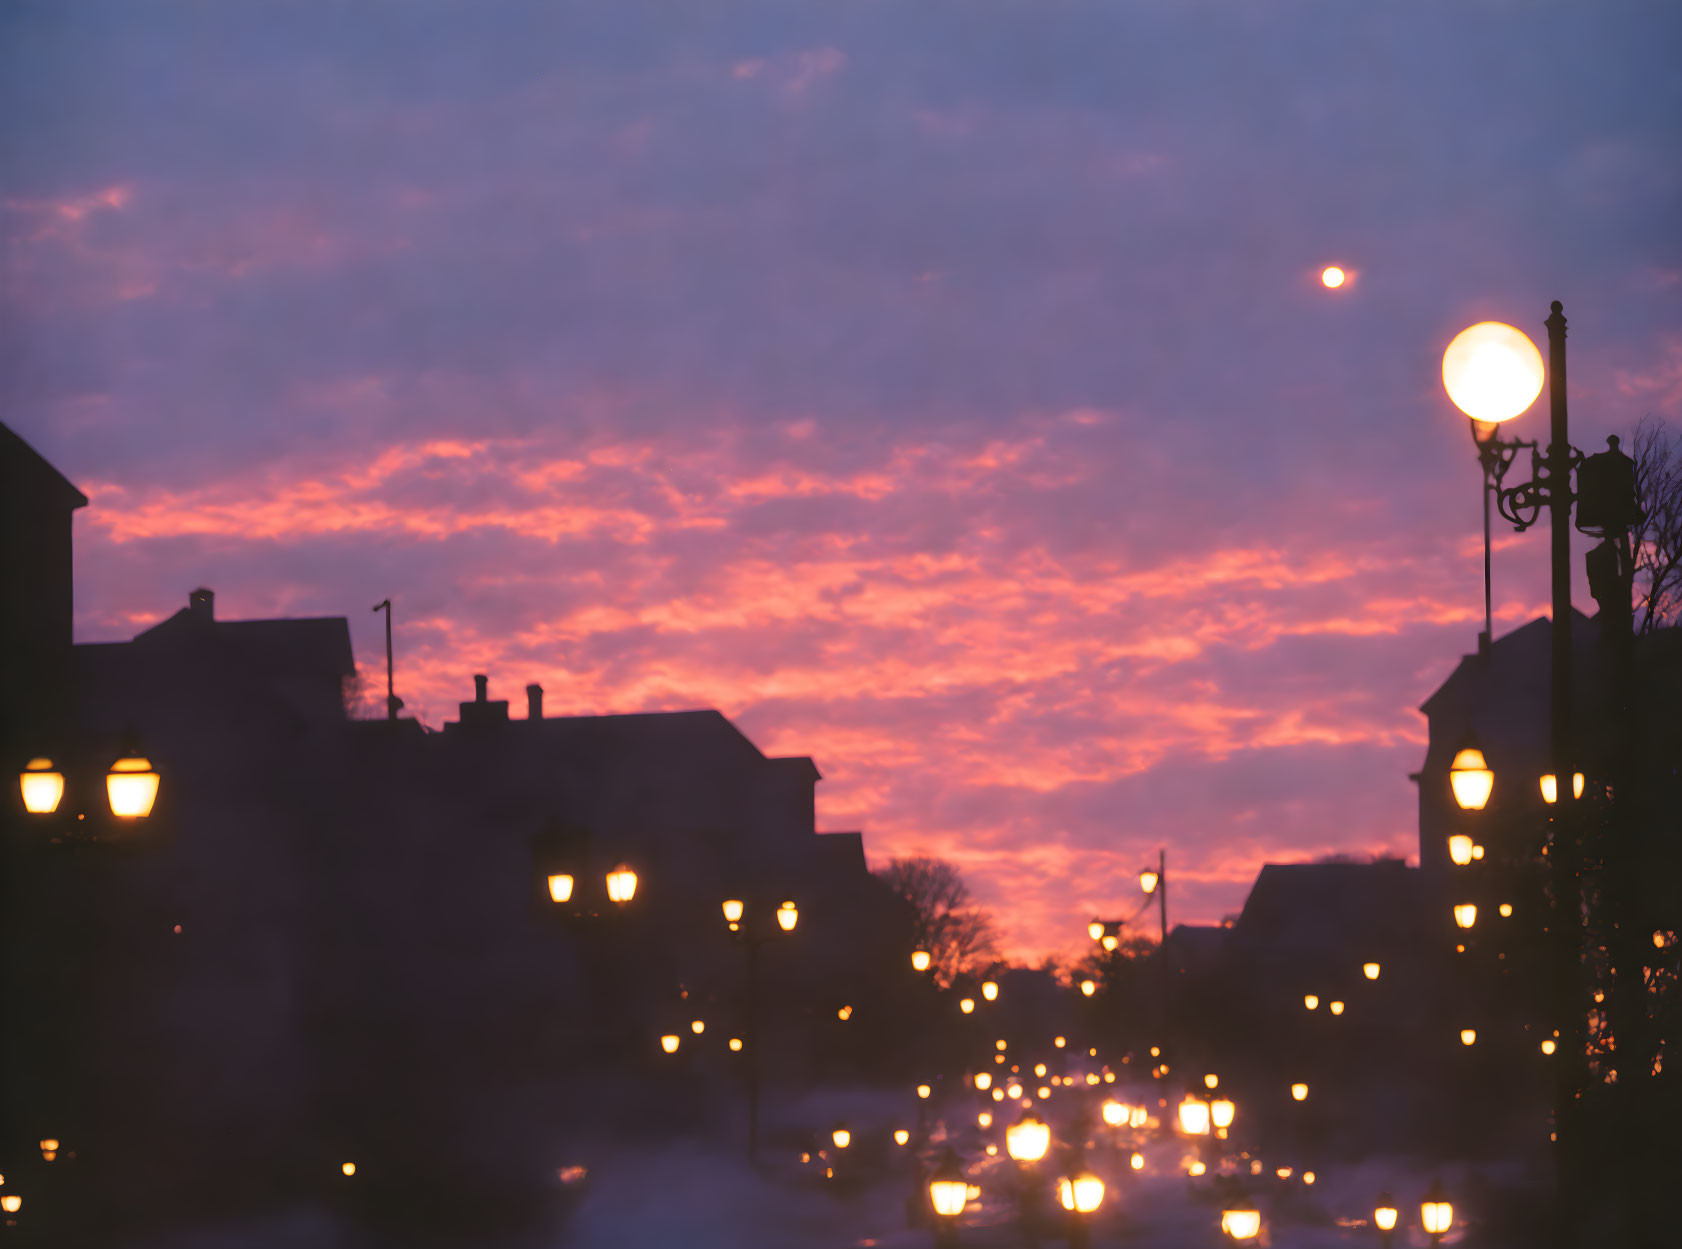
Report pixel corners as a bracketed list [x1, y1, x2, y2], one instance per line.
[20, 758, 64, 814]
[547, 873, 575, 903]
[1221, 1209, 1262, 1240]
[1304, 994, 1319, 1010]
[1101, 1100, 1124, 1126]
[1374, 1192, 1398, 1232]
[1448, 834, 1474, 865]
[777, 900, 798, 930]
[1291, 1083, 1309, 1101]
[1139, 869, 1159, 894]
[1539, 772, 1584, 804]
[1330, 1001, 1345, 1015]
[982, 980, 999, 1000]
[660, 1034, 679, 1054]
[729, 1037, 743, 1051]
[928, 1149, 968, 1218]
[960, 997, 975, 1014]
[894, 1129, 910, 1146]
[1005, 1114, 1050, 1163]
[911, 949, 932, 972]
[1211, 1098, 1235, 1129]
[1102, 934, 1118, 950]
[1204, 1073, 1219, 1090]
[605, 864, 638, 904]
[1178, 1097, 1211, 1136]
[832, 1125, 850, 1150]
[341, 1162, 356, 1177]
[1454, 904, 1477, 929]
[690, 1019, 705, 1034]
[1460, 1029, 1476, 1046]
[1448, 746, 1493, 810]
[1059, 1172, 1105, 1214]
[1421, 1182, 1454, 1239]
[106, 754, 160, 818]
[1080, 979, 1096, 997]
[1363, 962, 1381, 980]
[917, 1084, 932, 1099]
[722, 898, 744, 925]
[1088, 920, 1104, 941]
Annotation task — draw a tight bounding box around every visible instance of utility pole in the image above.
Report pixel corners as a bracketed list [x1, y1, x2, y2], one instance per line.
[371, 599, 402, 720]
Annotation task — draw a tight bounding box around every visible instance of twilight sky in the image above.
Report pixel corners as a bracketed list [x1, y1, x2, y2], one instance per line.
[5, 1, 1680, 961]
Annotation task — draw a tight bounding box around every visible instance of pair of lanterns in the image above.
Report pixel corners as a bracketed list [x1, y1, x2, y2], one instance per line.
[721, 898, 799, 932]
[547, 864, 639, 906]
[20, 754, 160, 819]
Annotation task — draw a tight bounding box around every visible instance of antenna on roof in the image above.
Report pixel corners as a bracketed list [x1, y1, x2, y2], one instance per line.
[371, 599, 402, 720]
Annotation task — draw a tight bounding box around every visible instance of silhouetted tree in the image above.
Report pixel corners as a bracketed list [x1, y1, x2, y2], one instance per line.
[875, 856, 999, 986]
[1633, 414, 1682, 633]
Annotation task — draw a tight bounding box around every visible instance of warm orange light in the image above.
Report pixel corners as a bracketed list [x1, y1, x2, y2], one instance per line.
[1221, 1208, 1261, 1240]
[341, 1162, 356, 1177]
[107, 755, 159, 818]
[832, 1126, 850, 1149]
[2, 1195, 21, 1213]
[978, 1110, 993, 1128]
[1304, 994, 1319, 1010]
[1102, 934, 1118, 951]
[690, 1019, 705, 1034]
[1540, 772, 1585, 804]
[547, 873, 575, 903]
[1034, 1063, 1047, 1077]
[1006, 1082, 1023, 1099]
[1089, 920, 1105, 941]
[20, 758, 64, 814]
[974, 1071, 992, 1090]
[1204, 1073, 1219, 1090]
[1054, 1036, 1066, 1048]
[1374, 1198, 1399, 1231]
[660, 1034, 679, 1054]
[1541, 1039, 1556, 1055]
[777, 900, 798, 930]
[960, 997, 975, 1014]
[1321, 266, 1346, 289]
[982, 980, 998, 1000]
[1499, 903, 1513, 917]
[1448, 834, 1474, 865]
[1461, 1028, 1477, 1046]
[722, 898, 744, 924]
[39, 1139, 58, 1153]
[1448, 747, 1494, 810]
[1102, 1100, 1124, 1126]
[1037, 1087, 1050, 1100]
[1128, 1106, 1147, 1128]
[929, 1170, 967, 1217]
[917, 1084, 932, 1099]
[1189, 1160, 1207, 1176]
[729, 1037, 743, 1051]
[1085, 1073, 1098, 1086]
[1080, 979, 1096, 996]
[1005, 1115, 1050, 1163]
[992, 1088, 1004, 1101]
[605, 864, 637, 903]
[1454, 904, 1477, 929]
[1130, 1152, 1145, 1171]
[1291, 1083, 1309, 1101]
[1140, 869, 1159, 894]
[1150, 1047, 1160, 1057]
[1276, 1167, 1292, 1179]
[1329, 1000, 1345, 1015]
[1059, 1172, 1105, 1214]
[1422, 1191, 1454, 1236]
[911, 949, 932, 972]
[996, 1039, 1007, 1050]
[1443, 321, 1544, 424]
[838, 1004, 853, 1020]
[894, 1129, 910, 1145]
[1178, 1097, 1212, 1136]
[1211, 1098, 1235, 1129]
[1363, 962, 1381, 980]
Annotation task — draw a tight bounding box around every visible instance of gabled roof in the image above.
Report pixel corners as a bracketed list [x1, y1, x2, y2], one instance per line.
[131, 610, 355, 678]
[1232, 860, 1425, 956]
[0, 420, 89, 511]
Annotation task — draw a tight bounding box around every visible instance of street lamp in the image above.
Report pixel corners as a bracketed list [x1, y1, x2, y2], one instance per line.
[605, 864, 638, 904]
[832, 1124, 851, 1150]
[776, 900, 798, 931]
[1080, 979, 1096, 997]
[1421, 1181, 1453, 1247]
[723, 898, 744, 929]
[982, 979, 999, 1001]
[1005, 1113, 1050, 1163]
[1211, 1098, 1235, 1130]
[660, 1034, 680, 1054]
[1177, 1096, 1212, 1136]
[724, 898, 800, 1161]
[1059, 1165, 1105, 1249]
[928, 1147, 968, 1245]
[1448, 744, 1494, 811]
[1291, 1082, 1309, 1102]
[912, 949, 932, 972]
[1220, 1208, 1262, 1241]
[1448, 834, 1475, 866]
[1304, 994, 1319, 1010]
[959, 997, 975, 1014]
[546, 873, 575, 903]
[1454, 904, 1478, 930]
[1540, 772, 1585, 804]
[1374, 1192, 1399, 1247]
[19, 758, 65, 814]
[1363, 962, 1381, 980]
[1101, 1099, 1124, 1127]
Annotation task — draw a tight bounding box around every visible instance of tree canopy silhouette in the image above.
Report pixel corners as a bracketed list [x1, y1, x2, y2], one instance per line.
[1633, 414, 1682, 633]
[875, 855, 999, 987]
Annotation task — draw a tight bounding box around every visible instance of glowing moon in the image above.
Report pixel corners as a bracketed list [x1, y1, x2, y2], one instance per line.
[1442, 321, 1544, 423]
[1320, 266, 1345, 288]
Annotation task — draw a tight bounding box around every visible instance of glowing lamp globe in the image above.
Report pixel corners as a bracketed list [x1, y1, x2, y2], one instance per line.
[1130, 1151, 1145, 1171]
[1541, 1038, 1556, 1055]
[1102, 934, 1118, 950]
[1443, 321, 1545, 424]
[1080, 979, 1097, 997]
[894, 1129, 910, 1146]
[777, 900, 798, 930]
[1102, 1100, 1124, 1126]
[107, 754, 160, 818]
[722, 898, 744, 924]
[1364, 962, 1381, 980]
[1005, 1115, 1050, 1163]
[341, 1161, 356, 1177]
[1321, 266, 1346, 288]
[547, 873, 574, 903]
[1034, 1063, 1047, 1077]
[1374, 1193, 1399, 1232]
[1461, 1028, 1477, 1046]
[929, 1151, 969, 1218]
[1059, 1172, 1105, 1213]
[917, 1083, 932, 1099]
[1, 1195, 20, 1214]
[605, 864, 638, 904]
[1540, 772, 1585, 804]
[838, 1004, 853, 1020]
[960, 997, 975, 1014]
[1500, 902, 1513, 917]
[690, 1019, 705, 1034]
[1448, 834, 1475, 866]
[832, 1125, 850, 1150]
[1189, 1160, 1207, 1176]
[20, 758, 65, 814]
[1421, 1183, 1454, 1236]
[1221, 1209, 1262, 1241]
[1291, 1082, 1309, 1101]
[911, 949, 932, 972]
[1055, 1036, 1066, 1048]
[1448, 747, 1494, 810]
[1006, 1082, 1023, 1099]
[1304, 994, 1319, 1010]
[982, 980, 999, 1000]
[974, 1071, 992, 1090]
[1139, 869, 1159, 894]
[660, 1034, 680, 1054]
[1330, 1000, 1345, 1015]
[978, 1110, 992, 1128]
[1454, 904, 1478, 930]
[729, 1037, 743, 1051]
[1178, 1097, 1212, 1136]
[1204, 1073, 1219, 1090]
[1211, 1098, 1235, 1129]
[1089, 920, 1104, 941]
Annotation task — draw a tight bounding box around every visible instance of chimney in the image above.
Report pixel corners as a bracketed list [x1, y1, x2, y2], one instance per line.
[474, 673, 488, 702]
[189, 588, 214, 621]
[526, 683, 544, 720]
[457, 673, 508, 728]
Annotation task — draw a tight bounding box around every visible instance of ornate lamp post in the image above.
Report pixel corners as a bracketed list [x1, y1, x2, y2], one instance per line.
[722, 896, 798, 1163]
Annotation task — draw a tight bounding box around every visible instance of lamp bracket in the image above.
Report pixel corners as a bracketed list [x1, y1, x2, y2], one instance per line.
[1481, 431, 1584, 533]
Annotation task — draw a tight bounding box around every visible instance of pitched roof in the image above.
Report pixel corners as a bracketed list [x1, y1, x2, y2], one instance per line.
[0, 420, 89, 511]
[1232, 860, 1426, 956]
[132, 610, 355, 678]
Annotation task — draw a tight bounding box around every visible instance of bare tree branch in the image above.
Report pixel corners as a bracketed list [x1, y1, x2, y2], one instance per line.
[876, 855, 1000, 986]
[1632, 414, 1682, 634]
